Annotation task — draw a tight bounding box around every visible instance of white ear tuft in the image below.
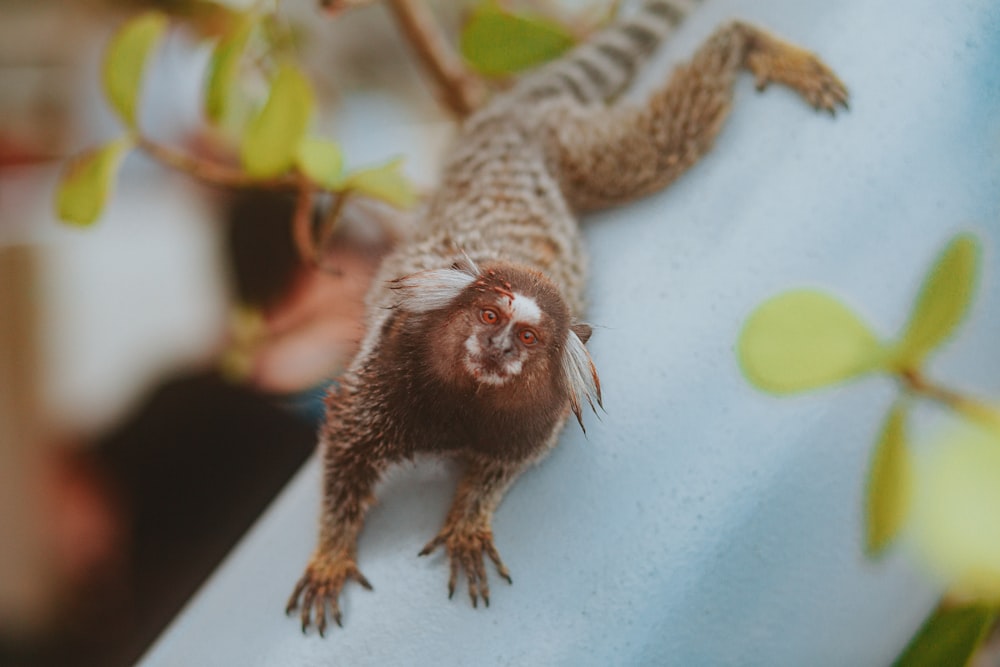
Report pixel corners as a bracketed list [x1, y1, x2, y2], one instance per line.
[390, 257, 479, 313]
[562, 327, 602, 432]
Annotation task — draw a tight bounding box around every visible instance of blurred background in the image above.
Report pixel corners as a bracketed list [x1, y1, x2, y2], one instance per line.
[0, 0, 460, 663]
[5, 0, 999, 665]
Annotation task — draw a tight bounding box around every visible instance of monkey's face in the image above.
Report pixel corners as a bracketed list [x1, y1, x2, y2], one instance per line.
[460, 291, 550, 387]
[394, 260, 599, 420]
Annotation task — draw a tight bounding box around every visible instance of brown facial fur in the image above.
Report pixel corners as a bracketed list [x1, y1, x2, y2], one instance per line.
[373, 262, 575, 461]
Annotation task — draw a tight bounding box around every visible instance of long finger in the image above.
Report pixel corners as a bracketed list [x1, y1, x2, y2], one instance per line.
[286, 575, 308, 614]
[484, 542, 512, 584]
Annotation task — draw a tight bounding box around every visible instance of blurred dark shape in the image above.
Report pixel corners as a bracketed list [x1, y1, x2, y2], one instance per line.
[227, 190, 303, 312]
[0, 189, 319, 667]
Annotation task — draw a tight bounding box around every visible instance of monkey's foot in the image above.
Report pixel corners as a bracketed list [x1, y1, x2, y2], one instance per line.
[286, 550, 372, 636]
[419, 525, 512, 608]
[745, 30, 849, 113]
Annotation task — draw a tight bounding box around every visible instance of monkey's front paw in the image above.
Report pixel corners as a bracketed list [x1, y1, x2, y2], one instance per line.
[419, 526, 512, 608]
[286, 551, 372, 636]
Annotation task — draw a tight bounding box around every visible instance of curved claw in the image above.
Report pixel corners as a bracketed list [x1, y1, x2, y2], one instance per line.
[421, 526, 512, 608]
[418, 535, 444, 557]
[286, 553, 372, 635]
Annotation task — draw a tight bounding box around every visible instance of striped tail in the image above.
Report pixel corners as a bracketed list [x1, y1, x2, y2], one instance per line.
[512, 0, 700, 106]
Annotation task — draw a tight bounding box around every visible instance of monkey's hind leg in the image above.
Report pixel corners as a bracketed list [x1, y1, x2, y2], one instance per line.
[419, 455, 526, 608]
[550, 21, 848, 211]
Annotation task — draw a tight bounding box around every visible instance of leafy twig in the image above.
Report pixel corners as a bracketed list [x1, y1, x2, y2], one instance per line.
[135, 134, 298, 190]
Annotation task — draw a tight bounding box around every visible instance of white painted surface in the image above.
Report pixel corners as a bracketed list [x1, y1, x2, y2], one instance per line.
[141, 0, 1000, 664]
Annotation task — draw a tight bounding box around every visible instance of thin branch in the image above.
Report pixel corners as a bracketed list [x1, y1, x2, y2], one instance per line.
[292, 183, 318, 264]
[135, 135, 299, 190]
[313, 192, 351, 273]
[384, 0, 487, 117]
[900, 369, 1000, 430]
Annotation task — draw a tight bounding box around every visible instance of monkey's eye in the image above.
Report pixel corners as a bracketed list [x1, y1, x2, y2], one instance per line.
[519, 328, 538, 346]
[480, 307, 499, 325]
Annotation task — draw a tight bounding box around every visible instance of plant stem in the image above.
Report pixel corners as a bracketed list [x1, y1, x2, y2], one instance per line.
[384, 0, 487, 117]
[135, 135, 299, 190]
[900, 369, 1000, 430]
[292, 183, 318, 264]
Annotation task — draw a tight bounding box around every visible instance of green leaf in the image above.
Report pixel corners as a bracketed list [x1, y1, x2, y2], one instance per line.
[893, 234, 980, 369]
[893, 604, 996, 667]
[55, 137, 133, 227]
[103, 11, 169, 128]
[737, 289, 885, 394]
[204, 12, 257, 124]
[911, 420, 1000, 604]
[460, 2, 576, 76]
[297, 138, 344, 189]
[342, 158, 417, 209]
[240, 64, 314, 178]
[865, 403, 913, 556]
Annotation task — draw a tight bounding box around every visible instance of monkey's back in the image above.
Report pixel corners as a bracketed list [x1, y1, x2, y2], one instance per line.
[365, 103, 588, 322]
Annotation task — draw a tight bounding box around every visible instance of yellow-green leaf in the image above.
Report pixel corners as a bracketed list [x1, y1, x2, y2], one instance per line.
[219, 305, 265, 383]
[893, 234, 980, 369]
[911, 420, 1000, 604]
[738, 289, 885, 394]
[342, 158, 417, 209]
[103, 11, 169, 128]
[240, 64, 314, 178]
[865, 403, 913, 556]
[893, 604, 997, 667]
[204, 12, 257, 124]
[460, 2, 576, 76]
[55, 137, 133, 227]
[297, 138, 344, 190]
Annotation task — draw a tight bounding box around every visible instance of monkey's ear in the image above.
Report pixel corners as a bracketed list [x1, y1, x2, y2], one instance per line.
[562, 328, 602, 433]
[389, 258, 479, 313]
[571, 323, 593, 345]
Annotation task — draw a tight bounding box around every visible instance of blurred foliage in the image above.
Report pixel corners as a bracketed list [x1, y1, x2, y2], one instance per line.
[52, 0, 606, 227]
[865, 402, 911, 556]
[102, 10, 168, 128]
[56, 137, 134, 226]
[203, 10, 255, 124]
[341, 158, 417, 209]
[738, 289, 885, 393]
[54, 6, 418, 229]
[460, 2, 577, 77]
[297, 138, 344, 190]
[912, 420, 1000, 605]
[737, 232, 999, 664]
[894, 605, 997, 667]
[240, 63, 315, 178]
[890, 235, 980, 370]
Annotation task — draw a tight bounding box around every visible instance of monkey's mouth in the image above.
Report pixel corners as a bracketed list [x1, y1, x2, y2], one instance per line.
[463, 354, 520, 387]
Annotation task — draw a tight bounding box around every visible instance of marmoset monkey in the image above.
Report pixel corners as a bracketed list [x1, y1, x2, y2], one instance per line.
[287, 0, 848, 634]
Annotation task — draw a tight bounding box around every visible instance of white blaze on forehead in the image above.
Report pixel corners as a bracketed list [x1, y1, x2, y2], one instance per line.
[508, 292, 542, 324]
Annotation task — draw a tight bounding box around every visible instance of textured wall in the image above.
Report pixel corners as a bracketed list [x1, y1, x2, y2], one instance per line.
[141, 0, 1000, 664]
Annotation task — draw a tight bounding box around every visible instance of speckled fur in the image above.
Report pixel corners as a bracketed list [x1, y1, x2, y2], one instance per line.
[287, 0, 848, 634]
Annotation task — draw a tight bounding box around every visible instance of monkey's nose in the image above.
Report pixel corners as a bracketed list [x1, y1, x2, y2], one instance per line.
[487, 338, 515, 360]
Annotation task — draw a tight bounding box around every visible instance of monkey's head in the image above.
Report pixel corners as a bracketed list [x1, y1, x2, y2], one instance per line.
[391, 257, 601, 428]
